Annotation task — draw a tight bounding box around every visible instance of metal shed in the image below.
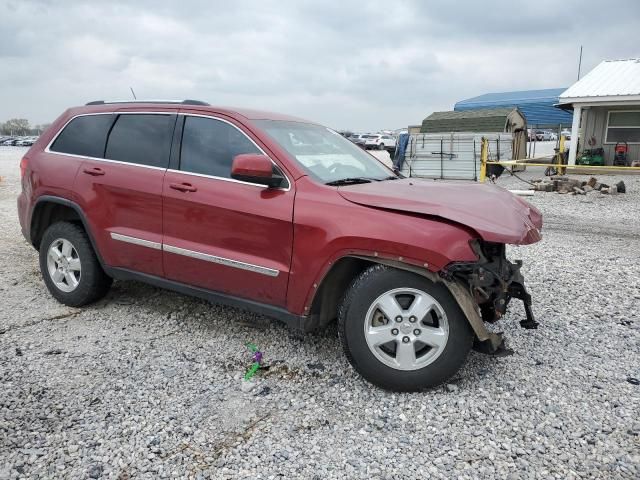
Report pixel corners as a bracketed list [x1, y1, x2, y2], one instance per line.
[420, 108, 527, 160]
[420, 107, 526, 133]
[399, 132, 513, 180]
[455, 88, 573, 128]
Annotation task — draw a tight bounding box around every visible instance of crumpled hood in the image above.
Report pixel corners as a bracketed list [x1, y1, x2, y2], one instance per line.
[338, 178, 542, 245]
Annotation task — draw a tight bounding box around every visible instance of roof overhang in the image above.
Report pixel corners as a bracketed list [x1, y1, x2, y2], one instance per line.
[554, 103, 573, 112]
[558, 95, 640, 106]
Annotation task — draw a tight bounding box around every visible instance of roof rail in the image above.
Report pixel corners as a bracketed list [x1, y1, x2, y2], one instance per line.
[85, 99, 210, 106]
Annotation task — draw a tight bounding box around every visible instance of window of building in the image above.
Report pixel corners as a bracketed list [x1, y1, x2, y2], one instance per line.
[180, 116, 261, 178]
[606, 111, 640, 143]
[105, 114, 175, 168]
[50, 114, 114, 158]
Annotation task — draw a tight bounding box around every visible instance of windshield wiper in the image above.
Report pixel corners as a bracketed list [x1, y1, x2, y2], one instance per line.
[325, 177, 376, 186]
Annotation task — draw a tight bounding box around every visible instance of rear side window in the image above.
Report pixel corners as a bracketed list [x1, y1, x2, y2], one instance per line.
[105, 114, 175, 168]
[180, 116, 260, 178]
[50, 115, 114, 158]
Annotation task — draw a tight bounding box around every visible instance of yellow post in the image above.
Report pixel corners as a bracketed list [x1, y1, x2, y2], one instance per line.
[558, 135, 566, 175]
[479, 137, 488, 183]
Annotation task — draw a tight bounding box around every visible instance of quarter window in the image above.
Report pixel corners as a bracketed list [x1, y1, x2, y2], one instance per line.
[180, 116, 260, 178]
[50, 115, 114, 158]
[606, 111, 640, 143]
[105, 114, 175, 168]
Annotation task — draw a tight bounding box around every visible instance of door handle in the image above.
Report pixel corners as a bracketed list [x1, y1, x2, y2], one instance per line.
[169, 182, 197, 193]
[82, 167, 105, 176]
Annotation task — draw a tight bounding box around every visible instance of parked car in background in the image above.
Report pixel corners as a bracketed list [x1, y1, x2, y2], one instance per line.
[549, 132, 558, 141]
[1, 136, 39, 146]
[17, 99, 542, 392]
[561, 129, 571, 140]
[348, 134, 366, 148]
[364, 134, 396, 152]
[16, 137, 36, 146]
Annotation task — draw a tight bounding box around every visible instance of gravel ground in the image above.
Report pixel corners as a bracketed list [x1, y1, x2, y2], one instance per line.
[1, 146, 638, 479]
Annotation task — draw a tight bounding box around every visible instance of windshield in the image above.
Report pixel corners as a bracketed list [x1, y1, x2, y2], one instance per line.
[254, 120, 395, 184]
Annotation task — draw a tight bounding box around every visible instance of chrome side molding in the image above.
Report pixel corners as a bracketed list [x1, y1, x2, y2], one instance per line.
[110, 232, 279, 277]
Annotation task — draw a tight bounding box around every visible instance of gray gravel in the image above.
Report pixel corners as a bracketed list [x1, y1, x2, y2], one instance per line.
[1, 146, 639, 479]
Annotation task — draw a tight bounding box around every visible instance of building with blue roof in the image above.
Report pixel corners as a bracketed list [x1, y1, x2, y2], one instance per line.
[454, 88, 573, 127]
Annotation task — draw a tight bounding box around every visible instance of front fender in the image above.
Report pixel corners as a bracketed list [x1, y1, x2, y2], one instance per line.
[286, 185, 479, 314]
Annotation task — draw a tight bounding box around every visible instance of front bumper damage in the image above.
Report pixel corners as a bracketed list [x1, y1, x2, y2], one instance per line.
[440, 241, 538, 354]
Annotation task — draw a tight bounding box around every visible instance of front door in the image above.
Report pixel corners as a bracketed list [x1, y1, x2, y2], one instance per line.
[73, 112, 176, 277]
[162, 114, 294, 306]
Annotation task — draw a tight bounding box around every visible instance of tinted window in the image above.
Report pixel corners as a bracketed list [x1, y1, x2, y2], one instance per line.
[50, 115, 114, 157]
[105, 114, 174, 168]
[180, 116, 260, 178]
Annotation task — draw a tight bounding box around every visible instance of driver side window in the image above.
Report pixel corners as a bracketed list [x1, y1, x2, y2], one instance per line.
[180, 116, 260, 178]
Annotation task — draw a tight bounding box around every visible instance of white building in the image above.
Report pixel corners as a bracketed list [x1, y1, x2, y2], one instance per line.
[558, 58, 640, 166]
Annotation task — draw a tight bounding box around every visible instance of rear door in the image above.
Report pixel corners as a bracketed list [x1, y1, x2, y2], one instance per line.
[161, 113, 294, 306]
[74, 111, 177, 276]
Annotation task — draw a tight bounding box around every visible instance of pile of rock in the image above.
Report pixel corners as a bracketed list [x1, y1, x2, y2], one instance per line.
[531, 176, 626, 196]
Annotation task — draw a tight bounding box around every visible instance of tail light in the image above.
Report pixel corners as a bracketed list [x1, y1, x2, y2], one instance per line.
[20, 156, 28, 179]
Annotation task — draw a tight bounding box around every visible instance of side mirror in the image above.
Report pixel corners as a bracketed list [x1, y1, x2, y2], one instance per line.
[231, 154, 284, 188]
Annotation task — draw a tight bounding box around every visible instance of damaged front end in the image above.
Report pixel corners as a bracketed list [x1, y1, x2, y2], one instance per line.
[441, 240, 538, 354]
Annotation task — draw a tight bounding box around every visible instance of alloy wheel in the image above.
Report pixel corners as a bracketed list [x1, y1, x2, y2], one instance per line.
[46, 238, 82, 292]
[364, 288, 449, 371]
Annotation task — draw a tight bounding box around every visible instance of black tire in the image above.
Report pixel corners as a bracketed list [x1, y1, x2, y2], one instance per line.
[378, 143, 385, 150]
[39, 221, 112, 307]
[338, 265, 473, 392]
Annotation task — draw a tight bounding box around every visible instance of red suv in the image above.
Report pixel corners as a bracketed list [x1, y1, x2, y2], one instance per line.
[17, 100, 542, 391]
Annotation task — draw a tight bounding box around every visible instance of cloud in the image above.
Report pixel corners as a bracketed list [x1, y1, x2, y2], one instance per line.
[1, 0, 639, 131]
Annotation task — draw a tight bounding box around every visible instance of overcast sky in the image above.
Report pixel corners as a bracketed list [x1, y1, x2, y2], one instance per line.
[1, 0, 639, 131]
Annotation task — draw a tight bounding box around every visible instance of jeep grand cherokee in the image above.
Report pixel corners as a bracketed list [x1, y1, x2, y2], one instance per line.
[17, 100, 542, 391]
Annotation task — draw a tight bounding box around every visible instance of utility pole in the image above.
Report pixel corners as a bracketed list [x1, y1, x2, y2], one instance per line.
[577, 46, 583, 80]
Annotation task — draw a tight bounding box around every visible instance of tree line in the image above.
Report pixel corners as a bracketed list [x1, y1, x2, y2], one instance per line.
[1, 119, 51, 136]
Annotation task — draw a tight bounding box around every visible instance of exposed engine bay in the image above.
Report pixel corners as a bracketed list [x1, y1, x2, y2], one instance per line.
[441, 240, 538, 353]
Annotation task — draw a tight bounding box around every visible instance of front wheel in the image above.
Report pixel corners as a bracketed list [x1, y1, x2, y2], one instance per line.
[378, 143, 385, 150]
[338, 265, 473, 391]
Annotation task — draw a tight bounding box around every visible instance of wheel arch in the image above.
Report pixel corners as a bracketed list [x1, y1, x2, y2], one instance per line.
[306, 256, 375, 330]
[30, 196, 106, 268]
[305, 254, 500, 348]
[306, 254, 440, 331]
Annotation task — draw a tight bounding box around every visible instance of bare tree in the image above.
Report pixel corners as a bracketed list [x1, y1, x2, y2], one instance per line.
[1, 118, 31, 136]
[33, 123, 52, 135]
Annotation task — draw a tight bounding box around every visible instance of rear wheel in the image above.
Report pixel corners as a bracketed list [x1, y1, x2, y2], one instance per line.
[378, 143, 385, 150]
[39, 222, 112, 307]
[338, 265, 473, 391]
